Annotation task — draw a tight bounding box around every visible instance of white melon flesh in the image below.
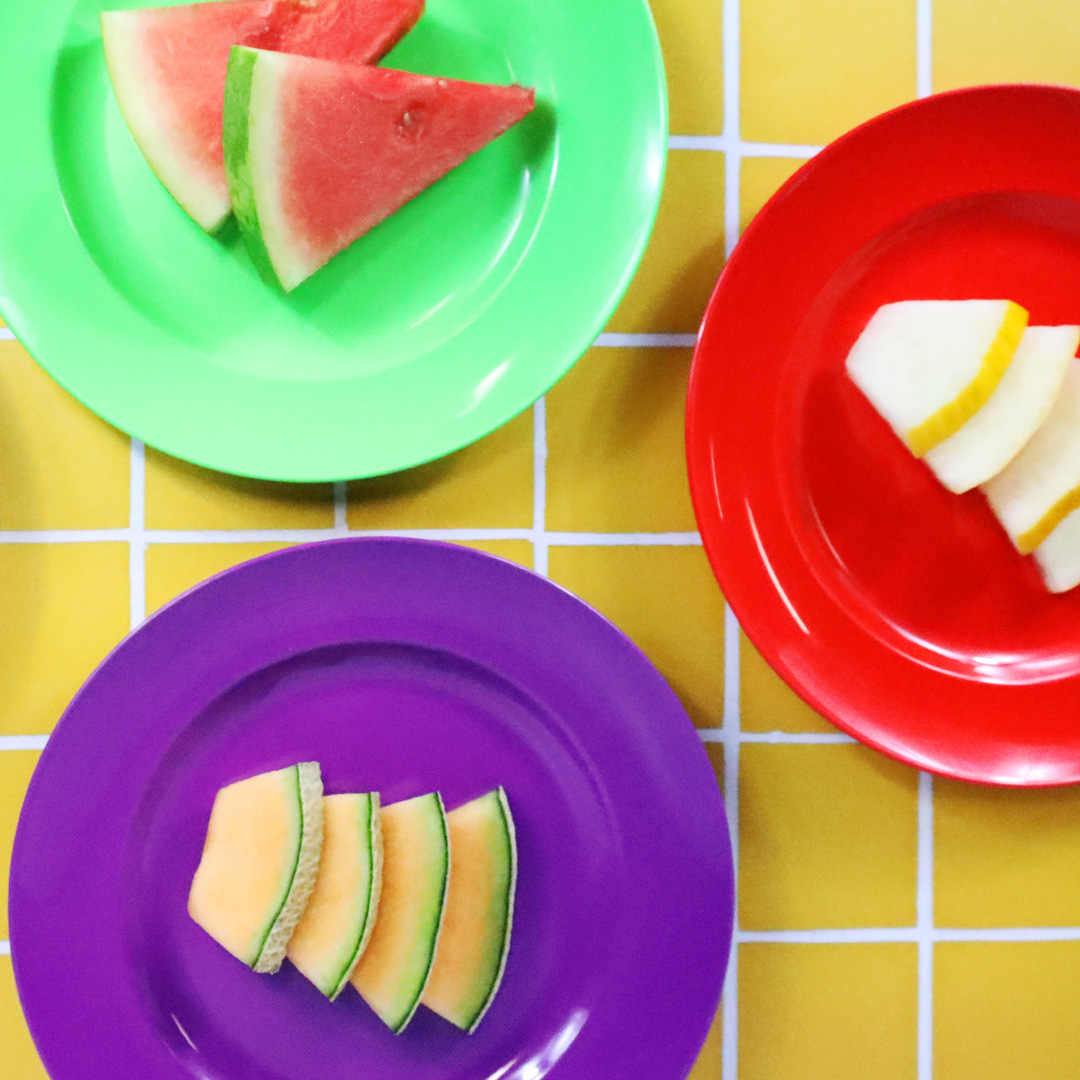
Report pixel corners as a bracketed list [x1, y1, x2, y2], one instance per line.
[188, 763, 324, 973]
[287, 793, 383, 999]
[1035, 507, 1080, 593]
[846, 299, 1028, 456]
[924, 325, 1079, 492]
[422, 788, 517, 1033]
[983, 360, 1080, 554]
[350, 793, 449, 1032]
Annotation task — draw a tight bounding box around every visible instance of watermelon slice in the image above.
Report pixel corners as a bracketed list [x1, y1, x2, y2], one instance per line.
[223, 46, 536, 291]
[101, 0, 425, 232]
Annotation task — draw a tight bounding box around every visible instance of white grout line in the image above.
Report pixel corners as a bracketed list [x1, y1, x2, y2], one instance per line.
[531, 398, 549, 577]
[0, 941, 9, 956]
[739, 926, 1080, 944]
[0, 736, 48, 751]
[917, 771, 935, 1080]
[668, 135, 823, 160]
[332, 481, 348, 533]
[594, 332, 698, 348]
[916, 0, 933, 98]
[736, 730, 857, 743]
[129, 439, 146, 629]
[0, 327, 13, 340]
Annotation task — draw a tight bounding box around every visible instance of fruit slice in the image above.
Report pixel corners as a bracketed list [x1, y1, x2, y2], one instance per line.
[422, 788, 517, 1033]
[287, 793, 383, 999]
[923, 325, 1079, 492]
[188, 762, 324, 973]
[223, 47, 536, 291]
[846, 299, 1028, 456]
[101, 0, 425, 231]
[1034, 507, 1080, 593]
[983, 359, 1080, 554]
[350, 792, 449, 1032]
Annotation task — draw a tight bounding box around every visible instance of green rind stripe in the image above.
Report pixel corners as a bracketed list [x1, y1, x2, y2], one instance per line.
[223, 46, 279, 287]
[463, 787, 517, 1033]
[328, 793, 378, 1000]
[391, 792, 450, 1032]
[252, 765, 303, 969]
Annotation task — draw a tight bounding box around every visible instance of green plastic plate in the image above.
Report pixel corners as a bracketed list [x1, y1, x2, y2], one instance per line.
[0, 0, 666, 481]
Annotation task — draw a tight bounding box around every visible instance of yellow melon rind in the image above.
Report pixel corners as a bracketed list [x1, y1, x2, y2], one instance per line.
[252, 761, 325, 974]
[906, 300, 1028, 456]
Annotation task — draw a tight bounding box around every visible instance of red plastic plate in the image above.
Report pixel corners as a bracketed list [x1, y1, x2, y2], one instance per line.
[687, 84, 1080, 786]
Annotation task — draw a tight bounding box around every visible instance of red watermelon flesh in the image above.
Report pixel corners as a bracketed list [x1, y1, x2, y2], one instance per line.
[224, 47, 535, 291]
[101, 0, 425, 232]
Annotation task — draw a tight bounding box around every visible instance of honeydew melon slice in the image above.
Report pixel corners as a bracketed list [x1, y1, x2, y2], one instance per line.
[924, 325, 1079, 493]
[188, 762, 324, 973]
[422, 787, 517, 1033]
[287, 793, 383, 999]
[350, 792, 449, 1032]
[1034, 507, 1080, 593]
[983, 359, 1080, 554]
[101, 0, 425, 232]
[223, 47, 536, 291]
[846, 299, 1028, 456]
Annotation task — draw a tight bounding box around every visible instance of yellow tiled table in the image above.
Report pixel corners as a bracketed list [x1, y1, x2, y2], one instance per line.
[5, 2, 1080, 1079]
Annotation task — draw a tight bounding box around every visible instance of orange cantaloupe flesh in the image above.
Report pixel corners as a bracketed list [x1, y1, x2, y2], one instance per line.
[188, 763, 324, 973]
[422, 788, 517, 1031]
[350, 792, 449, 1032]
[287, 792, 383, 999]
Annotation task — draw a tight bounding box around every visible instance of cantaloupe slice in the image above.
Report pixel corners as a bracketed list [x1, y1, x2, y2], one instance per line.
[287, 792, 383, 999]
[1034, 506, 1080, 593]
[923, 325, 1079, 493]
[846, 299, 1028, 456]
[350, 792, 449, 1032]
[983, 359, 1080, 554]
[422, 788, 517, 1033]
[188, 762, 324, 973]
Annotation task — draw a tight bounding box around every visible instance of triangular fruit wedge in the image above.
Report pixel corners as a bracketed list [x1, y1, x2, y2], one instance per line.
[101, 0, 425, 232]
[223, 46, 536, 291]
[924, 325, 1079, 493]
[422, 787, 517, 1033]
[846, 299, 1028, 456]
[287, 792, 383, 999]
[982, 359, 1080, 554]
[1035, 506, 1080, 593]
[351, 792, 449, 1032]
[188, 762, 324, 973]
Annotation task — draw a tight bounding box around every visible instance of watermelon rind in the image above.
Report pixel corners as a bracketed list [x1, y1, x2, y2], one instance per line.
[102, 8, 233, 232]
[252, 761, 325, 974]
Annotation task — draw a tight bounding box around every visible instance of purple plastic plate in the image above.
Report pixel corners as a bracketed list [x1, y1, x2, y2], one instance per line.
[10, 538, 733, 1080]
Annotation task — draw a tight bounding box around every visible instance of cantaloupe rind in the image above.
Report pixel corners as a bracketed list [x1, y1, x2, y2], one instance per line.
[187, 762, 325, 974]
[846, 299, 1028, 457]
[287, 792, 384, 999]
[422, 787, 517, 1033]
[350, 792, 450, 1032]
[983, 359, 1080, 554]
[923, 324, 1079, 493]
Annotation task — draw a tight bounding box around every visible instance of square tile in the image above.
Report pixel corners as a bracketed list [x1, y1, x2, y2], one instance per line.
[651, 0, 723, 135]
[935, 780, 1080, 928]
[739, 744, 918, 929]
[547, 545, 724, 727]
[740, 156, 804, 234]
[0, 342, 129, 530]
[0, 544, 129, 735]
[935, 0, 1080, 92]
[704, 742, 725, 794]
[0, 751, 39, 939]
[605, 150, 725, 334]
[145, 542, 294, 615]
[546, 346, 696, 533]
[0, 958, 48, 1080]
[453, 539, 533, 570]
[740, 942, 918, 1080]
[145, 449, 333, 531]
[936, 941, 1080, 1080]
[740, 631, 835, 733]
[348, 412, 533, 530]
[687, 1003, 723, 1079]
[741, 0, 916, 145]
